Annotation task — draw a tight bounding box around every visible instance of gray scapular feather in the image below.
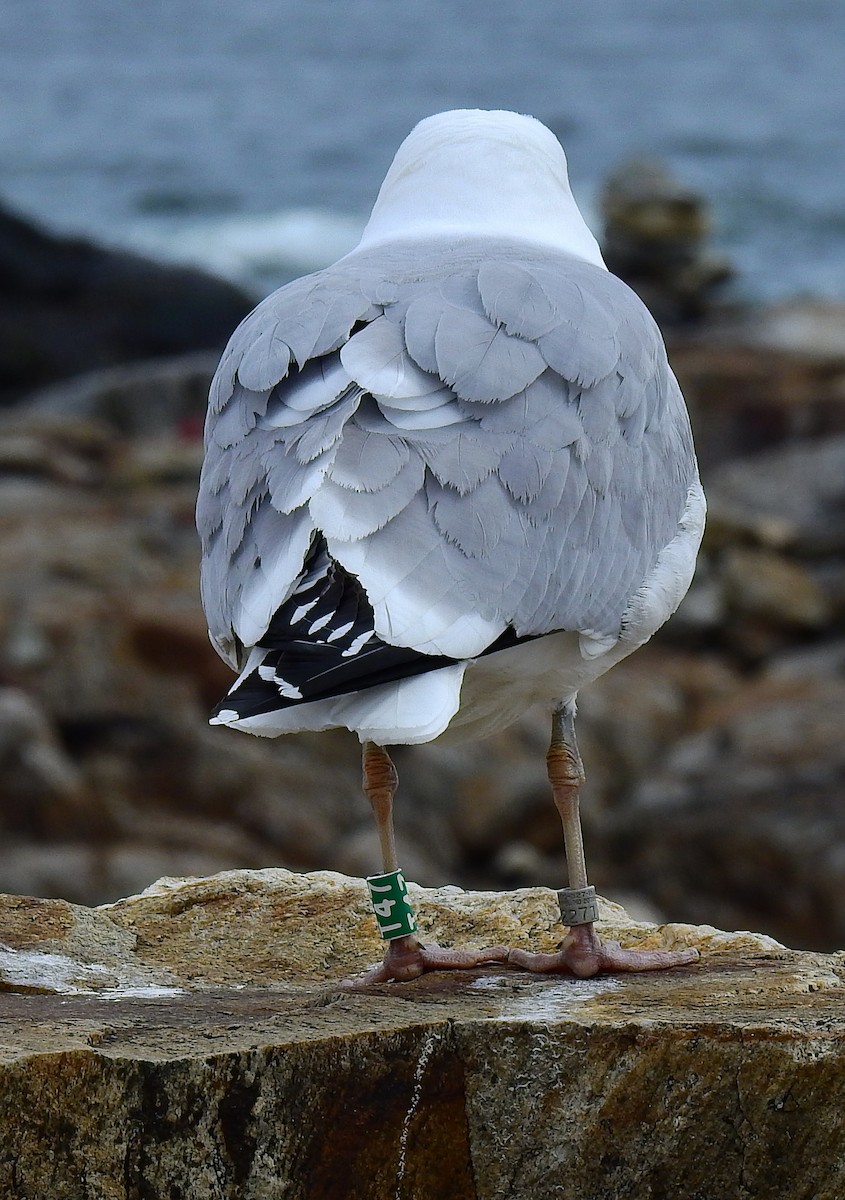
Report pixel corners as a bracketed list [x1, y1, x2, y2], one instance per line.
[198, 237, 697, 666]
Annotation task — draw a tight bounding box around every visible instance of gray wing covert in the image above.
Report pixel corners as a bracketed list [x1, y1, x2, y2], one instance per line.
[329, 251, 697, 654]
[197, 242, 697, 673]
[197, 272, 379, 667]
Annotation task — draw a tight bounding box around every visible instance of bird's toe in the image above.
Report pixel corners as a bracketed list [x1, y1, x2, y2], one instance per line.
[340, 936, 509, 987]
[506, 925, 700, 978]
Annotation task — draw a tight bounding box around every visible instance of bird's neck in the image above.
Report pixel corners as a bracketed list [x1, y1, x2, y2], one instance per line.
[355, 140, 606, 269]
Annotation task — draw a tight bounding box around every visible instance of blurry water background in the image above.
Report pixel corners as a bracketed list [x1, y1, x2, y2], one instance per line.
[1, 0, 844, 300]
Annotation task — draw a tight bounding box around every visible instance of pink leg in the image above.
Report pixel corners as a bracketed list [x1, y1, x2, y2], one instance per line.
[343, 743, 507, 987]
[507, 703, 699, 979]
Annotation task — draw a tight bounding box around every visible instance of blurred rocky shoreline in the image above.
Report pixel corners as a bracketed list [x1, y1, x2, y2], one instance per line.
[1, 197, 844, 953]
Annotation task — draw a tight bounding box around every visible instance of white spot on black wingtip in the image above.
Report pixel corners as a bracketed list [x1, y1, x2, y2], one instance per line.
[342, 630, 375, 658]
[292, 563, 330, 596]
[291, 599, 319, 623]
[326, 619, 355, 643]
[308, 612, 333, 635]
[210, 709, 240, 725]
[277, 681, 303, 699]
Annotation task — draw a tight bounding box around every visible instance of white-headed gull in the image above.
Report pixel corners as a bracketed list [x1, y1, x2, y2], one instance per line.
[197, 110, 705, 983]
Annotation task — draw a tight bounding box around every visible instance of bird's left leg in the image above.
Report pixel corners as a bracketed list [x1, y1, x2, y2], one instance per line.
[508, 701, 699, 978]
[344, 741, 508, 985]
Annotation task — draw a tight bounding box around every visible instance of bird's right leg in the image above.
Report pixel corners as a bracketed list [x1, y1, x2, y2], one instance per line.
[508, 702, 700, 978]
[342, 741, 507, 986]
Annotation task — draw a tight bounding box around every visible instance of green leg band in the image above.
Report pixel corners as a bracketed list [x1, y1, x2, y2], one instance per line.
[367, 869, 417, 940]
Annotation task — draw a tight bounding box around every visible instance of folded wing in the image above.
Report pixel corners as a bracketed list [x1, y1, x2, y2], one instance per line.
[197, 239, 697, 722]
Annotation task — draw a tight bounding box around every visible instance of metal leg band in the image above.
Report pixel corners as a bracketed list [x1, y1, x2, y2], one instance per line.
[557, 885, 599, 927]
[367, 869, 417, 941]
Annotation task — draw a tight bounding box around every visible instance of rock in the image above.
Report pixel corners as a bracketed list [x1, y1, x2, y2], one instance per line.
[412, 721, 551, 861]
[329, 823, 451, 887]
[718, 547, 833, 660]
[600, 158, 733, 325]
[705, 434, 845, 554]
[23, 352, 217, 440]
[0, 870, 843, 1200]
[765, 637, 845, 682]
[0, 688, 87, 834]
[0, 200, 252, 405]
[751, 300, 845, 360]
[670, 339, 845, 468]
[613, 673, 845, 951]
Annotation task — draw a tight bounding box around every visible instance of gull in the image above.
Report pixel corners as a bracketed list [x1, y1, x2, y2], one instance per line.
[197, 109, 706, 983]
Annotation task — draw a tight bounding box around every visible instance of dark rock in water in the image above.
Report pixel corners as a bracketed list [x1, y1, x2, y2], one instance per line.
[0, 201, 253, 405]
[601, 158, 733, 325]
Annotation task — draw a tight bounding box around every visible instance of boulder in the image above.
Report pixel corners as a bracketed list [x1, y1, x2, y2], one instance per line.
[670, 338, 845, 468]
[0, 201, 252, 405]
[705, 434, 845, 554]
[22, 352, 218, 440]
[611, 672, 845, 951]
[600, 158, 733, 325]
[0, 870, 843, 1200]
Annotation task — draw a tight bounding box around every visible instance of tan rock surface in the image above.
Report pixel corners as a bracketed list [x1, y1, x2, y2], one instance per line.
[2, 870, 844, 1199]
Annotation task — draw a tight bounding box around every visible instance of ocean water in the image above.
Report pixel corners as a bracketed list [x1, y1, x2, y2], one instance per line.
[1, 0, 844, 300]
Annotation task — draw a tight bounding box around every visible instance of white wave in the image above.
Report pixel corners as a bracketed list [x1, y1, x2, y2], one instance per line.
[125, 207, 365, 293]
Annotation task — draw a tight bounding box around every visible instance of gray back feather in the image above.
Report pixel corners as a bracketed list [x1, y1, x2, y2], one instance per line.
[198, 238, 697, 666]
